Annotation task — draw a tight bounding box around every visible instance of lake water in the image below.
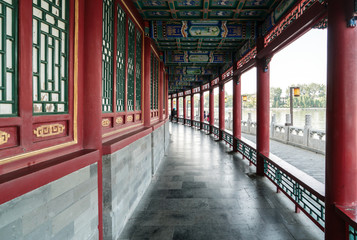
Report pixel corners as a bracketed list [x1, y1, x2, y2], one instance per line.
[241, 108, 326, 130]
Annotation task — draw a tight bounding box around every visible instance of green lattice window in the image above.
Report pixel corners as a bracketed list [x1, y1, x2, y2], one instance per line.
[127, 19, 135, 112]
[135, 30, 142, 111]
[150, 53, 159, 111]
[0, 0, 17, 117]
[102, 0, 113, 112]
[155, 56, 158, 109]
[116, 4, 125, 112]
[150, 53, 153, 110]
[162, 71, 165, 110]
[33, 0, 68, 114]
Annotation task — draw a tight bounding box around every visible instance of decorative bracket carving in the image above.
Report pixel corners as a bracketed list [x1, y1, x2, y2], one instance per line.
[34, 124, 65, 138]
[116, 117, 123, 124]
[0, 131, 10, 145]
[263, 57, 272, 72]
[102, 119, 110, 127]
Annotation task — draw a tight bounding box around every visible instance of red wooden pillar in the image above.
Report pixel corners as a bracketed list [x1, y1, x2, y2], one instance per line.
[233, 71, 242, 151]
[325, 0, 357, 239]
[170, 98, 173, 114]
[83, 0, 103, 238]
[165, 72, 169, 119]
[176, 97, 179, 118]
[200, 91, 204, 129]
[159, 61, 164, 121]
[219, 81, 225, 140]
[18, 0, 33, 149]
[143, 32, 151, 127]
[183, 96, 186, 124]
[191, 94, 194, 126]
[209, 87, 214, 133]
[256, 38, 270, 176]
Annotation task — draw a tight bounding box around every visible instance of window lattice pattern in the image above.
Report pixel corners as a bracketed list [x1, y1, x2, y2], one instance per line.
[116, 5, 125, 112]
[154, 56, 158, 109]
[102, 0, 113, 112]
[33, 0, 69, 114]
[127, 20, 135, 112]
[135, 30, 141, 111]
[162, 71, 165, 110]
[0, 0, 17, 116]
[150, 53, 159, 111]
[150, 53, 153, 110]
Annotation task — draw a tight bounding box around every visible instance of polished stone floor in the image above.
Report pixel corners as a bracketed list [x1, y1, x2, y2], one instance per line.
[118, 123, 324, 240]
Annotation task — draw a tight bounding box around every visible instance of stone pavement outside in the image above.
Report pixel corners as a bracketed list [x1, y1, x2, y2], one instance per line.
[241, 133, 325, 184]
[118, 123, 324, 240]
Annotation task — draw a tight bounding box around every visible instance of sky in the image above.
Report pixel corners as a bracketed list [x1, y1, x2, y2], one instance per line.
[226, 29, 327, 96]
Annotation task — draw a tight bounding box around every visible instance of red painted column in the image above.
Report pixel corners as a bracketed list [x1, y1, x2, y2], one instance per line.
[256, 38, 270, 176]
[219, 82, 225, 140]
[170, 98, 173, 114]
[159, 61, 164, 121]
[325, 0, 357, 239]
[176, 97, 179, 119]
[200, 91, 204, 129]
[18, 0, 33, 149]
[233, 72, 242, 151]
[209, 88, 214, 133]
[183, 96, 186, 124]
[191, 94, 194, 126]
[143, 34, 151, 127]
[83, 0, 103, 238]
[165, 72, 169, 119]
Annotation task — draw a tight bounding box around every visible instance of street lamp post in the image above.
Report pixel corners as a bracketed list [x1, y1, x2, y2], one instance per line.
[289, 87, 300, 126]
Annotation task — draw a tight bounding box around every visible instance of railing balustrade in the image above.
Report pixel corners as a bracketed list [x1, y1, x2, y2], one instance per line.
[223, 113, 326, 154]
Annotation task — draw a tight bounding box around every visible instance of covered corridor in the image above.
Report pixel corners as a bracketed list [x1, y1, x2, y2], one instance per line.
[0, 0, 356, 239]
[119, 123, 323, 240]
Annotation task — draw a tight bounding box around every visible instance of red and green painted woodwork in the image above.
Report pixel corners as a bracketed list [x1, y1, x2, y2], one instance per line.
[101, 0, 144, 131]
[116, 5, 126, 112]
[325, 0, 357, 239]
[102, 0, 114, 113]
[136, 30, 142, 111]
[0, 0, 17, 117]
[150, 52, 159, 118]
[32, 0, 70, 114]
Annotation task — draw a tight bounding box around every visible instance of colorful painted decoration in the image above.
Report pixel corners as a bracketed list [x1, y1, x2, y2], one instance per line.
[165, 51, 231, 63]
[151, 20, 255, 39]
[210, 0, 236, 7]
[245, 0, 270, 7]
[169, 75, 208, 82]
[169, 66, 217, 75]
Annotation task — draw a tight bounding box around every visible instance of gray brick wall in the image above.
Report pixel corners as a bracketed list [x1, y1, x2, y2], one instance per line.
[103, 134, 152, 240]
[0, 163, 99, 240]
[164, 121, 170, 151]
[152, 124, 165, 175]
[103, 124, 169, 240]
